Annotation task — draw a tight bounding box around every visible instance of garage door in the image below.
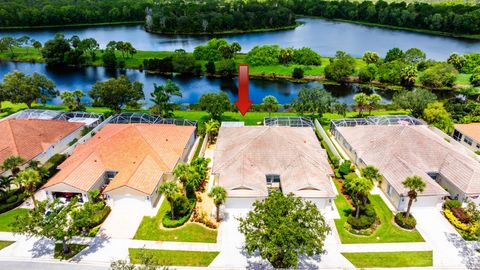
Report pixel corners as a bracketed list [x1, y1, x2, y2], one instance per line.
[413, 195, 443, 208]
[112, 195, 146, 208]
[225, 197, 261, 210]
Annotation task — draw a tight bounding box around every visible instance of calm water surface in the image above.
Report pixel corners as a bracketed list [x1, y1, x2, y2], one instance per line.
[0, 61, 398, 106]
[1, 18, 479, 60]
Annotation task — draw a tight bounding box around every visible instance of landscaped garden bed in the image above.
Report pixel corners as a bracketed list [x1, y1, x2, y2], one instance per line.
[129, 248, 219, 267]
[443, 199, 480, 240]
[342, 251, 433, 268]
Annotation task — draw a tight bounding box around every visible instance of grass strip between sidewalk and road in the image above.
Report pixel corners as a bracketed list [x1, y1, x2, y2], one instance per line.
[0, 240, 14, 250]
[129, 248, 219, 267]
[342, 251, 433, 268]
[53, 244, 88, 260]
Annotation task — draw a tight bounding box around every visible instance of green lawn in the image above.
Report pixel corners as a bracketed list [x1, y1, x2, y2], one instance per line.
[129, 248, 219, 267]
[54, 244, 87, 260]
[0, 241, 14, 250]
[0, 208, 29, 232]
[333, 181, 424, 243]
[342, 251, 433, 268]
[134, 199, 217, 243]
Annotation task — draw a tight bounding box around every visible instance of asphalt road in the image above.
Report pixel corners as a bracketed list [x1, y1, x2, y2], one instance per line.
[0, 260, 109, 270]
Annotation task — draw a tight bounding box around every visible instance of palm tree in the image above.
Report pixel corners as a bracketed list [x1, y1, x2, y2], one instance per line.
[208, 186, 227, 222]
[2, 156, 25, 177]
[0, 176, 13, 200]
[204, 119, 220, 143]
[16, 168, 41, 208]
[346, 177, 374, 218]
[360, 166, 382, 184]
[402, 176, 426, 219]
[173, 163, 190, 194]
[353, 93, 369, 117]
[367, 94, 382, 115]
[158, 181, 180, 219]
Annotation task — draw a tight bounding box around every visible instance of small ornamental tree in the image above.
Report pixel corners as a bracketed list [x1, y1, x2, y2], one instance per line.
[208, 186, 227, 222]
[13, 199, 78, 255]
[199, 92, 231, 120]
[205, 119, 220, 143]
[345, 177, 374, 218]
[261, 95, 279, 116]
[173, 163, 190, 194]
[402, 176, 426, 219]
[360, 165, 382, 184]
[238, 192, 330, 268]
[157, 181, 180, 219]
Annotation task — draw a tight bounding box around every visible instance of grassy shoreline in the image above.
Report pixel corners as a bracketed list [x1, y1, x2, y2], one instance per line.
[299, 15, 480, 40]
[0, 47, 472, 90]
[146, 23, 300, 36]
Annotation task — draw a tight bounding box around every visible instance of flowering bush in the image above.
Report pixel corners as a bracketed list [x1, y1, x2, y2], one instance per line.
[444, 208, 469, 231]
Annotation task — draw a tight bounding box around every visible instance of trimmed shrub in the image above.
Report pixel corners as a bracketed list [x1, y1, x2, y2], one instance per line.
[292, 67, 304, 79]
[0, 192, 26, 214]
[338, 160, 352, 177]
[451, 207, 471, 224]
[347, 204, 377, 230]
[444, 199, 461, 209]
[173, 196, 191, 217]
[163, 199, 195, 228]
[394, 212, 417, 229]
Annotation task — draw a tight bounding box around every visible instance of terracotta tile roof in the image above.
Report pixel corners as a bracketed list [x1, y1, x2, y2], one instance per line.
[43, 124, 195, 195]
[213, 126, 335, 198]
[336, 125, 480, 196]
[0, 119, 83, 170]
[455, 123, 480, 143]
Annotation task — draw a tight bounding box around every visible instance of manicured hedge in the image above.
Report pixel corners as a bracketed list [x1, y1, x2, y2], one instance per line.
[394, 212, 417, 230]
[0, 192, 26, 214]
[347, 205, 377, 230]
[162, 199, 196, 228]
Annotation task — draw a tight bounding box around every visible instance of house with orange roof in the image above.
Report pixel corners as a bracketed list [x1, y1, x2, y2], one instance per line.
[453, 123, 480, 153]
[42, 123, 196, 207]
[0, 118, 85, 175]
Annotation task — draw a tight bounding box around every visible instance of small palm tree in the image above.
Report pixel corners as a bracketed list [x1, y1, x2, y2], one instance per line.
[204, 119, 220, 143]
[360, 166, 382, 184]
[402, 176, 426, 219]
[367, 94, 382, 115]
[353, 93, 369, 117]
[16, 168, 41, 208]
[0, 176, 13, 200]
[158, 181, 180, 219]
[2, 156, 25, 177]
[208, 186, 227, 222]
[346, 177, 374, 218]
[173, 163, 190, 194]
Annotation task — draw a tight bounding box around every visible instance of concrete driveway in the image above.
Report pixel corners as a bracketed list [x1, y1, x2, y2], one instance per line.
[413, 207, 472, 269]
[99, 199, 148, 239]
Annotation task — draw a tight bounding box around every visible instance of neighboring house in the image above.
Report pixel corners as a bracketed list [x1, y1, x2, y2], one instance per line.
[212, 125, 336, 211]
[453, 123, 480, 153]
[331, 119, 480, 210]
[0, 119, 85, 175]
[42, 123, 196, 208]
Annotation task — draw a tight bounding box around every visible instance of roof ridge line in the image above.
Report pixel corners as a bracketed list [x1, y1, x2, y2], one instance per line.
[132, 125, 172, 170]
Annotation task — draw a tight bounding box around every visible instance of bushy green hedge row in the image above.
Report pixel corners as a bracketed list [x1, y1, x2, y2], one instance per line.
[0, 191, 27, 214]
[162, 198, 196, 228]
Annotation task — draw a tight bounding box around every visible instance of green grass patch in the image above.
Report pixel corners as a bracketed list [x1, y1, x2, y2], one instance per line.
[0, 241, 14, 250]
[193, 135, 205, 159]
[129, 248, 219, 267]
[342, 251, 433, 268]
[53, 243, 87, 260]
[134, 199, 217, 243]
[0, 208, 29, 232]
[333, 181, 424, 243]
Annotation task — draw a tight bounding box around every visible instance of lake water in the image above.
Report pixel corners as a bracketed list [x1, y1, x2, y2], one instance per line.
[0, 61, 398, 106]
[1, 18, 479, 60]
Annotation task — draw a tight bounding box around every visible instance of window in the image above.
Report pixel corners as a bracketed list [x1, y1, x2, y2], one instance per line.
[266, 174, 281, 193]
[387, 184, 393, 196]
[464, 136, 473, 146]
[453, 130, 462, 141]
[476, 143, 480, 149]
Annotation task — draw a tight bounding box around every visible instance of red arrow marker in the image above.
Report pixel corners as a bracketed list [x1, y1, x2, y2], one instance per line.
[235, 64, 253, 116]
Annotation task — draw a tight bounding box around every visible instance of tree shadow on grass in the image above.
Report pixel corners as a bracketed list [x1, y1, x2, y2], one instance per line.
[69, 235, 110, 262]
[241, 247, 323, 270]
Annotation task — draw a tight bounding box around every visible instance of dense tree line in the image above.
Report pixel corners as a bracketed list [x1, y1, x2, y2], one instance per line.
[146, 0, 295, 33]
[0, 0, 149, 27]
[290, 0, 480, 35]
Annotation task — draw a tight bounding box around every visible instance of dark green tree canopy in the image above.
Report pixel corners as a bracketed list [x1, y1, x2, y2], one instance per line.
[149, 79, 182, 117]
[238, 192, 331, 268]
[89, 75, 144, 113]
[199, 92, 231, 120]
[293, 87, 336, 116]
[393, 88, 437, 118]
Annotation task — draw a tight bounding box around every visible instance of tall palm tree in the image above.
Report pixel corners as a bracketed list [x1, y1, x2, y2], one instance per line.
[16, 168, 41, 208]
[2, 156, 25, 177]
[173, 163, 190, 194]
[360, 166, 382, 184]
[157, 181, 180, 219]
[402, 176, 426, 219]
[353, 93, 369, 117]
[346, 177, 374, 218]
[208, 186, 227, 222]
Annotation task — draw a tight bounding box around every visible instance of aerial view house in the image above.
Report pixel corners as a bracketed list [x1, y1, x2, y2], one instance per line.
[330, 116, 480, 209]
[0, 110, 93, 175]
[212, 124, 336, 211]
[453, 123, 480, 153]
[42, 119, 196, 207]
